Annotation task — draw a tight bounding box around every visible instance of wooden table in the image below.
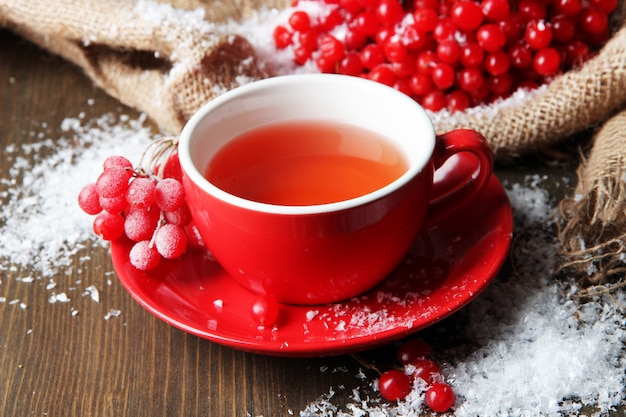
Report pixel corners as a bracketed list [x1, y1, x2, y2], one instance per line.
[0, 27, 607, 417]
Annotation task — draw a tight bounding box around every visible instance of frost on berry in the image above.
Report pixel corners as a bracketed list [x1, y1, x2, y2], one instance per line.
[126, 177, 156, 208]
[129, 240, 161, 271]
[155, 178, 185, 212]
[81, 146, 203, 267]
[154, 224, 188, 259]
[103, 155, 133, 171]
[78, 183, 102, 215]
[124, 206, 160, 242]
[96, 166, 132, 198]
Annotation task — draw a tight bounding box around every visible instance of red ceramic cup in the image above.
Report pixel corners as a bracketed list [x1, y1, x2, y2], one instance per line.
[178, 74, 493, 305]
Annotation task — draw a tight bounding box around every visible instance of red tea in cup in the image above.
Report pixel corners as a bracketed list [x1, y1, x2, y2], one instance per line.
[204, 120, 409, 206]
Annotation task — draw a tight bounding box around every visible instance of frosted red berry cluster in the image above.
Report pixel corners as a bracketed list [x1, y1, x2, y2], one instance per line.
[375, 338, 456, 412]
[274, 0, 616, 112]
[78, 152, 200, 271]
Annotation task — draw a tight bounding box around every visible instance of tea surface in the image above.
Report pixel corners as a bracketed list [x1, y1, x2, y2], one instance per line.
[205, 121, 408, 205]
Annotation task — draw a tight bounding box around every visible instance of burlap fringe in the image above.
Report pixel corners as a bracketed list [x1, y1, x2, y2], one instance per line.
[0, 0, 289, 133]
[558, 108, 626, 298]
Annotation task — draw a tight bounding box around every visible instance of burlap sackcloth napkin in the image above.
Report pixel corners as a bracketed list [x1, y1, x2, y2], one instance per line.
[2, 0, 626, 295]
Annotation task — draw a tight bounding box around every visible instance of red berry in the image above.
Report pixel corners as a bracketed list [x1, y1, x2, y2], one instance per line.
[273, 25, 293, 49]
[421, 90, 447, 111]
[126, 177, 156, 208]
[431, 62, 455, 90]
[129, 240, 161, 271]
[124, 206, 160, 242]
[436, 39, 461, 64]
[460, 42, 485, 67]
[154, 178, 185, 212]
[319, 34, 345, 62]
[378, 369, 411, 401]
[96, 166, 132, 199]
[320, 8, 343, 31]
[384, 36, 408, 63]
[589, 0, 618, 13]
[518, 0, 547, 21]
[481, 0, 510, 21]
[425, 382, 456, 412]
[288, 10, 311, 32]
[458, 67, 485, 91]
[360, 44, 385, 70]
[524, 20, 553, 50]
[485, 50, 510, 75]
[344, 27, 368, 51]
[298, 28, 320, 51]
[580, 7, 609, 35]
[476, 24, 506, 52]
[509, 43, 533, 68]
[397, 339, 433, 364]
[354, 10, 380, 37]
[554, 0, 582, 16]
[154, 224, 188, 259]
[164, 204, 192, 226]
[447, 89, 471, 112]
[450, 1, 484, 31]
[550, 15, 575, 43]
[409, 73, 434, 96]
[99, 194, 128, 213]
[78, 183, 102, 215]
[338, 52, 365, 75]
[413, 8, 438, 32]
[411, 358, 442, 384]
[375, 0, 404, 26]
[533, 47, 561, 76]
[251, 295, 280, 326]
[103, 155, 132, 171]
[433, 18, 456, 42]
[341, 0, 363, 14]
[162, 152, 183, 181]
[93, 211, 125, 241]
[369, 64, 397, 86]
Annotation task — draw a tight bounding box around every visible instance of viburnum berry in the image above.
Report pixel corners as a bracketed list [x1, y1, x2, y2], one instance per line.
[273, 0, 613, 111]
[273, 25, 293, 49]
[476, 24, 506, 52]
[524, 20, 553, 50]
[397, 338, 433, 364]
[79, 144, 199, 271]
[533, 47, 561, 76]
[288, 10, 312, 32]
[375, 0, 404, 26]
[450, 0, 483, 31]
[425, 382, 456, 412]
[78, 183, 102, 215]
[378, 369, 411, 401]
[93, 211, 125, 241]
[129, 240, 161, 271]
[251, 295, 281, 326]
[580, 7, 609, 35]
[154, 223, 188, 259]
[481, 0, 510, 21]
[413, 8, 438, 32]
[96, 166, 132, 198]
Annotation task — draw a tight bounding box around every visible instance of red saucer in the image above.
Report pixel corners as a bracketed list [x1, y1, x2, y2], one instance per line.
[110, 164, 512, 357]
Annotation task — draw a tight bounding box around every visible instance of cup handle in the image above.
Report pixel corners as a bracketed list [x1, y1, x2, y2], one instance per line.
[424, 129, 494, 227]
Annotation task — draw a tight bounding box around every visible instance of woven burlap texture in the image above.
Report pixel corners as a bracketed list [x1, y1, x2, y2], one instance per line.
[0, 0, 290, 133]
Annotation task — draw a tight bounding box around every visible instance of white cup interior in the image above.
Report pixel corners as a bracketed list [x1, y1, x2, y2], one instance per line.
[178, 74, 435, 214]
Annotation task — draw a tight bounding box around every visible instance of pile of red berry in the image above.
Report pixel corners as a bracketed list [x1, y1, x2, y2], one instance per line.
[273, 0, 617, 112]
[363, 338, 456, 412]
[78, 144, 201, 271]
